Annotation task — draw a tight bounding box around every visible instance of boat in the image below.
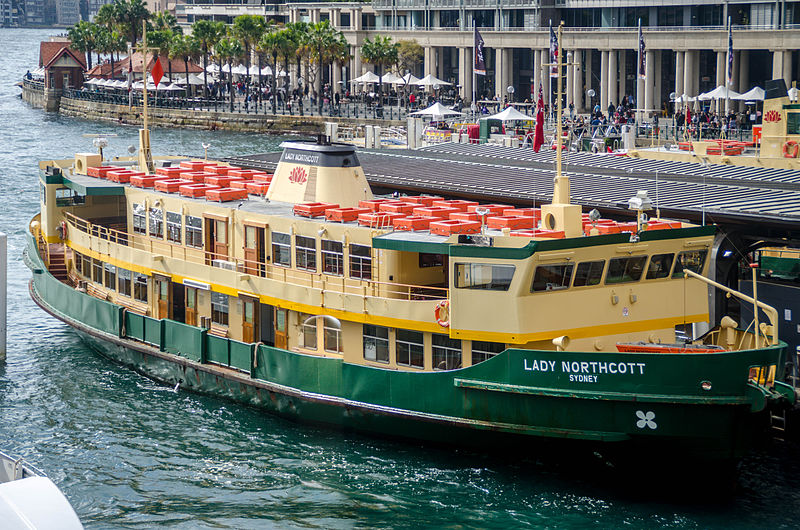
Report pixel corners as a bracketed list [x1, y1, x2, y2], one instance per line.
[0, 450, 83, 529]
[24, 25, 794, 475]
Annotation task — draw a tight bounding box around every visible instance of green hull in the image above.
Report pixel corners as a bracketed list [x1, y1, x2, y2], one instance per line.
[25, 233, 792, 462]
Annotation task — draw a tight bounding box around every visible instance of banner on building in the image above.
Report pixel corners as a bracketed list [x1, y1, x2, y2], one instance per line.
[474, 27, 486, 76]
[727, 22, 734, 85]
[638, 23, 646, 80]
[549, 23, 558, 78]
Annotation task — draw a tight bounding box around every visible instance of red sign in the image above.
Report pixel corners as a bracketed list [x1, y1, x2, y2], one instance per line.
[764, 110, 782, 123]
[288, 166, 307, 184]
[151, 57, 164, 88]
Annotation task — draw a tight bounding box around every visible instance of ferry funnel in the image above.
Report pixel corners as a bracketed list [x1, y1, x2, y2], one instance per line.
[266, 140, 373, 207]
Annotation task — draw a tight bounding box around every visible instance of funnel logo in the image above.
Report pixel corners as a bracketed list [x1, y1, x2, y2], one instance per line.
[288, 166, 307, 184]
[764, 110, 781, 123]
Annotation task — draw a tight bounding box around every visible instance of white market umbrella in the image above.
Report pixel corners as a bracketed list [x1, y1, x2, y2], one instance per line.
[260, 65, 273, 76]
[381, 72, 404, 84]
[206, 64, 220, 73]
[350, 71, 381, 84]
[401, 73, 421, 85]
[416, 74, 451, 87]
[231, 64, 248, 75]
[481, 106, 533, 122]
[732, 86, 765, 101]
[163, 83, 185, 92]
[84, 77, 100, 85]
[408, 102, 463, 119]
[174, 73, 206, 86]
[698, 85, 741, 101]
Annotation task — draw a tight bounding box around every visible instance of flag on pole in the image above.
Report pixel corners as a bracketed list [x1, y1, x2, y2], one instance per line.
[474, 27, 486, 76]
[151, 57, 164, 88]
[549, 23, 558, 78]
[727, 23, 734, 85]
[638, 23, 646, 80]
[533, 84, 545, 152]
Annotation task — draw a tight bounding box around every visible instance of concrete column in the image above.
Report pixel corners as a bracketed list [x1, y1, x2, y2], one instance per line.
[654, 51, 662, 114]
[495, 48, 504, 99]
[683, 50, 695, 100]
[783, 50, 793, 89]
[608, 49, 617, 109]
[424, 46, 434, 77]
[573, 49, 583, 112]
[352, 9, 362, 30]
[738, 50, 750, 111]
[600, 50, 609, 112]
[645, 50, 655, 117]
[715, 50, 726, 112]
[772, 50, 783, 83]
[533, 49, 541, 97]
[437, 48, 446, 81]
[353, 46, 362, 78]
[566, 51, 574, 108]
[585, 50, 593, 107]
[618, 49, 627, 104]
[459, 47, 473, 102]
[503, 48, 513, 100]
[675, 50, 684, 112]
[332, 62, 342, 94]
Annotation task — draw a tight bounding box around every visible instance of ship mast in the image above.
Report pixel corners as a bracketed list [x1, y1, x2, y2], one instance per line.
[137, 20, 154, 174]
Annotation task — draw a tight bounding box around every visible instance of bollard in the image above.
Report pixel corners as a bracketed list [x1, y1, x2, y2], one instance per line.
[0, 232, 5, 362]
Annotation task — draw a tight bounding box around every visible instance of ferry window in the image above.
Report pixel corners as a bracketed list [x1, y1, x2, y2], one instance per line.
[40, 183, 46, 205]
[788, 113, 800, 135]
[148, 207, 163, 238]
[133, 273, 148, 303]
[104, 263, 116, 290]
[295, 235, 317, 271]
[419, 253, 444, 268]
[349, 244, 372, 280]
[185, 216, 202, 248]
[322, 240, 344, 276]
[74, 251, 83, 275]
[117, 268, 132, 297]
[472, 341, 505, 365]
[323, 318, 342, 353]
[300, 313, 317, 349]
[433, 334, 462, 371]
[92, 259, 103, 283]
[363, 324, 389, 363]
[531, 263, 574, 292]
[573, 260, 604, 287]
[211, 292, 229, 326]
[672, 250, 708, 278]
[605, 256, 647, 284]
[133, 203, 146, 234]
[455, 263, 516, 291]
[396, 329, 424, 369]
[272, 232, 291, 267]
[646, 253, 674, 280]
[166, 212, 182, 244]
[82, 254, 92, 277]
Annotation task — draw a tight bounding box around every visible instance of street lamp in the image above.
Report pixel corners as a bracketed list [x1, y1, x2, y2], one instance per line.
[506, 85, 515, 103]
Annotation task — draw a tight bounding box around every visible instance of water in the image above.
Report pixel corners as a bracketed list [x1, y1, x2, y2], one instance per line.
[2, 29, 800, 529]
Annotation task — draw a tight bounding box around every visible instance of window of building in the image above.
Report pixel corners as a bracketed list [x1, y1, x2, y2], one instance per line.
[272, 231, 291, 267]
[396, 329, 424, 368]
[787, 113, 800, 135]
[419, 253, 444, 268]
[606, 256, 647, 284]
[74, 251, 83, 275]
[82, 254, 92, 277]
[455, 263, 516, 291]
[185, 215, 202, 248]
[646, 253, 674, 280]
[133, 273, 148, 303]
[92, 258, 103, 283]
[472, 341, 505, 366]
[295, 235, 317, 271]
[133, 203, 146, 234]
[432, 334, 461, 371]
[322, 239, 344, 276]
[103, 263, 116, 290]
[149, 207, 163, 238]
[531, 263, 574, 292]
[118, 268, 132, 297]
[211, 292, 229, 326]
[166, 212, 182, 244]
[573, 260, 604, 287]
[323, 318, 342, 353]
[349, 244, 372, 279]
[300, 313, 317, 349]
[363, 324, 389, 363]
[672, 250, 708, 278]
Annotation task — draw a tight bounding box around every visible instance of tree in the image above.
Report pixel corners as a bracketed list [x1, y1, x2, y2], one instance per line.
[214, 36, 243, 112]
[192, 19, 226, 98]
[396, 39, 423, 103]
[171, 33, 200, 96]
[146, 29, 173, 82]
[306, 20, 343, 114]
[113, 0, 150, 46]
[96, 26, 125, 80]
[285, 21, 309, 115]
[151, 10, 180, 34]
[232, 14, 266, 85]
[68, 20, 98, 69]
[361, 35, 398, 108]
[259, 28, 290, 114]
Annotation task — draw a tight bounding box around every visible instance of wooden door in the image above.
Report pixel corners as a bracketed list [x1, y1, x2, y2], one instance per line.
[205, 217, 229, 263]
[155, 276, 170, 319]
[241, 295, 258, 343]
[243, 225, 264, 276]
[185, 287, 198, 326]
[274, 308, 288, 349]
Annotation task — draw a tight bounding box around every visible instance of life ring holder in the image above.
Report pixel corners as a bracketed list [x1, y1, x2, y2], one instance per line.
[434, 300, 450, 328]
[782, 140, 799, 158]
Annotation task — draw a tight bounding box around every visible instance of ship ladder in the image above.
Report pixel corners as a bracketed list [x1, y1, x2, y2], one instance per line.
[770, 409, 788, 441]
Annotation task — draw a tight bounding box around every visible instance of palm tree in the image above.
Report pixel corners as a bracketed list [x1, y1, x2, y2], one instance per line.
[232, 14, 266, 97]
[361, 35, 399, 109]
[285, 21, 309, 115]
[151, 10, 180, 34]
[192, 19, 225, 99]
[170, 34, 200, 96]
[214, 36, 243, 112]
[146, 29, 173, 83]
[259, 29, 289, 114]
[68, 20, 97, 69]
[114, 0, 150, 46]
[306, 20, 341, 114]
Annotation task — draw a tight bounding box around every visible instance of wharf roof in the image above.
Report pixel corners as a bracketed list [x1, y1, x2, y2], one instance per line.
[40, 42, 86, 70]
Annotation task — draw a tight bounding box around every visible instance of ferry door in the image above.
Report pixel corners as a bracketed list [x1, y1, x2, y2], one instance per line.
[185, 287, 198, 326]
[243, 224, 266, 276]
[204, 216, 229, 263]
[260, 304, 275, 347]
[171, 283, 185, 324]
[154, 275, 171, 320]
[241, 295, 259, 344]
[274, 308, 288, 349]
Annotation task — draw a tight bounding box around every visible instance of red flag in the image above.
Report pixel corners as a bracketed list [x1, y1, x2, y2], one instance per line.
[151, 57, 164, 88]
[533, 84, 545, 152]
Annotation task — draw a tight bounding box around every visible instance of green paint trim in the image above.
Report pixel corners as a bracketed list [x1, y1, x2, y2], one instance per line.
[372, 236, 450, 255]
[783, 104, 800, 109]
[62, 178, 125, 196]
[40, 172, 63, 185]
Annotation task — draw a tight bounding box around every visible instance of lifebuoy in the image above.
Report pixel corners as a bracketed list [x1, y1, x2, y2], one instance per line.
[783, 140, 799, 158]
[434, 300, 450, 328]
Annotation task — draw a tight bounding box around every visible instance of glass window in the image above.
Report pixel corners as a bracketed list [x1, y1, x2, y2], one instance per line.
[185, 215, 202, 248]
[133, 203, 146, 234]
[211, 292, 229, 326]
[396, 329, 424, 368]
[349, 244, 372, 280]
[149, 207, 163, 238]
[606, 256, 647, 284]
[166, 212, 182, 244]
[646, 253, 674, 280]
[40, 183, 46, 205]
[531, 263, 574, 292]
[300, 313, 317, 349]
[455, 263, 516, 291]
[82, 254, 91, 277]
[117, 268, 132, 296]
[92, 259, 103, 283]
[432, 334, 461, 371]
[295, 235, 317, 271]
[133, 273, 148, 303]
[215, 220, 227, 244]
[272, 232, 291, 267]
[573, 260, 604, 287]
[419, 253, 444, 268]
[74, 251, 83, 275]
[322, 239, 344, 276]
[244, 226, 256, 249]
[323, 319, 342, 353]
[363, 324, 389, 363]
[672, 250, 708, 278]
[103, 263, 116, 290]
[472, 341, 505, 366]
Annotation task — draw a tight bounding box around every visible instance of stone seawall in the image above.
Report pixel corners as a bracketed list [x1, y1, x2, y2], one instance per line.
[58, 96, 403, 134]
[21, 81, 60, 112]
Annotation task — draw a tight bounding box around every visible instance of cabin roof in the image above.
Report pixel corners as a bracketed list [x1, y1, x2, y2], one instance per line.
[40, 42, 87, 70]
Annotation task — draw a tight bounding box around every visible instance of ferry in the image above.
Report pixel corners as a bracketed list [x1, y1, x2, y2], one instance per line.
[24, 30, 795, 473]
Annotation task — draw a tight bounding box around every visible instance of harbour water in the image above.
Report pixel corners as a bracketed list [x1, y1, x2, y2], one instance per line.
[3, 28, 800, 528]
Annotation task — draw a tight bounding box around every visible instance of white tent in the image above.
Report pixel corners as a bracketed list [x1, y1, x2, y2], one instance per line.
[481, 106, 533, 122]
[381, 72, 404, 84]
[401, 73, 421, 85]
[174, 73, 206, 86]
[83, 77, 100, 85]
[206, 64, 220, 73]
[231, 64, 248, 75]
[162, 83, 185, 92]
[350, 71, 381, 84]
[408, 102, 462, 119]
[732, 86, 765, 101]
[416, 74, 451, 87]
[698, 85, 741, 100]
